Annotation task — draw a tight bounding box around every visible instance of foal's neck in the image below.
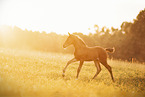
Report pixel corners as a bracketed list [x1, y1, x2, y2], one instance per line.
[73, 38, 87, 50]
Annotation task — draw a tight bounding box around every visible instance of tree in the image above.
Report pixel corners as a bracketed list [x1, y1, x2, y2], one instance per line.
[129, 9, 145, 62]
[121, 21, 132, 34]
[121, 9, 145, 62]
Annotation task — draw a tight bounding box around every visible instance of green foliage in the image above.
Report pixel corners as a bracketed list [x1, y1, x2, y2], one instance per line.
[121, 9, 145, 62]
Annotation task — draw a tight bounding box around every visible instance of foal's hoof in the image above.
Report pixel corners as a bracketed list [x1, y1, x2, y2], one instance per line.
[90, 78, 94, 81]
[112, 80, 115, 83]
[62, 73, 65, 77]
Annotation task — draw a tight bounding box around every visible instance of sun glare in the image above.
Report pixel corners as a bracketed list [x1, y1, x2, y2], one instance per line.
[0, 26, 10, 37]
[0, 26, 14, 44]
[0, 0, 145, 35]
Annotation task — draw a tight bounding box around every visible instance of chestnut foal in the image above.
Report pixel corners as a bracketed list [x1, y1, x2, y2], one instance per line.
[62, 33, 115, 82]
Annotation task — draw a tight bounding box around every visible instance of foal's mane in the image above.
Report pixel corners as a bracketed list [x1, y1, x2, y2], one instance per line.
[72, 35, 87, 47]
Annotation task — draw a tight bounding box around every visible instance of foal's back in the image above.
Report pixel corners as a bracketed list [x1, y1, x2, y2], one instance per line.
[88, 46, 108, 60]
[74, 46, 107, 61]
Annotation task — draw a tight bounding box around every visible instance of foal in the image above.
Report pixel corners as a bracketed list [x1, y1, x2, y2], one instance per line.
[63, 33, 115, 82]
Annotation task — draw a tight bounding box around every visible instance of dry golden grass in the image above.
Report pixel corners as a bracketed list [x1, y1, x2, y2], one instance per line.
[0, 48, 145, 97]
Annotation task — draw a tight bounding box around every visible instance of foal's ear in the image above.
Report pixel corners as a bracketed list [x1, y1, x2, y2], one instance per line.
[68, 32, 71, 36]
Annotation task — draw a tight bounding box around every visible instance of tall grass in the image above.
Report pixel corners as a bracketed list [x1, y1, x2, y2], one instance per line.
[0, 48, 144, 97]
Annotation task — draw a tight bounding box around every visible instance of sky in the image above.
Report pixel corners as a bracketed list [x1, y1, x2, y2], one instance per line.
[0, 0, 145, 35]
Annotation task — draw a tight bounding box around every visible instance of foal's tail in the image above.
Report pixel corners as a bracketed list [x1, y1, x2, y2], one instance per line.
[105, 47, 115, 53]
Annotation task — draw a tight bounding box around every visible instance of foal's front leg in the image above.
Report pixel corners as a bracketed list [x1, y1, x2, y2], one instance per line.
[62, 58, 77, 77]
[76, 60, 84, 79]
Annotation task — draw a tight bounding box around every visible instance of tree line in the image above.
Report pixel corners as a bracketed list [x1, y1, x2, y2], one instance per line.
[0, 9, 144, 62]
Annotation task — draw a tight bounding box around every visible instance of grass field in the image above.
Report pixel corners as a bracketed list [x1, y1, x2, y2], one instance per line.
[0, 48, 145, 97]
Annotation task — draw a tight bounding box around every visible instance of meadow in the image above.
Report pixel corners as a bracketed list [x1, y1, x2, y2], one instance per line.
[0, 48, 144, 97]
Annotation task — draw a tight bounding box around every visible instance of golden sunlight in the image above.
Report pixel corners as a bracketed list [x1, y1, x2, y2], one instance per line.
[0, 0, 145, 34]
[0, 26, 15, 46]
[0, 26, 11, 38]
[0, 1, 145, 97]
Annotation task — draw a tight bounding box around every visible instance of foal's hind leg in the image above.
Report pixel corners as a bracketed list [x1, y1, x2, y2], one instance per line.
[101, 60, 115, 82]
[62, 58, 77, 77]
[92, 60, 101, 79]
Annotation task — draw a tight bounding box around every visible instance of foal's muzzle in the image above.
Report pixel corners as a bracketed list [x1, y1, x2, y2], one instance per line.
[63, 44, 66, 48]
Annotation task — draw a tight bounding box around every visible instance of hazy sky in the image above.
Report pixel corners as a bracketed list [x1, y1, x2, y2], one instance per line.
[0, 0, 145, 34]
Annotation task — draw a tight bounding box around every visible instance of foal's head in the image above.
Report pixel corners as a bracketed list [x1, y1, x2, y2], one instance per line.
[63, 32, 86, 48]
[63, 33, 75, 48]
